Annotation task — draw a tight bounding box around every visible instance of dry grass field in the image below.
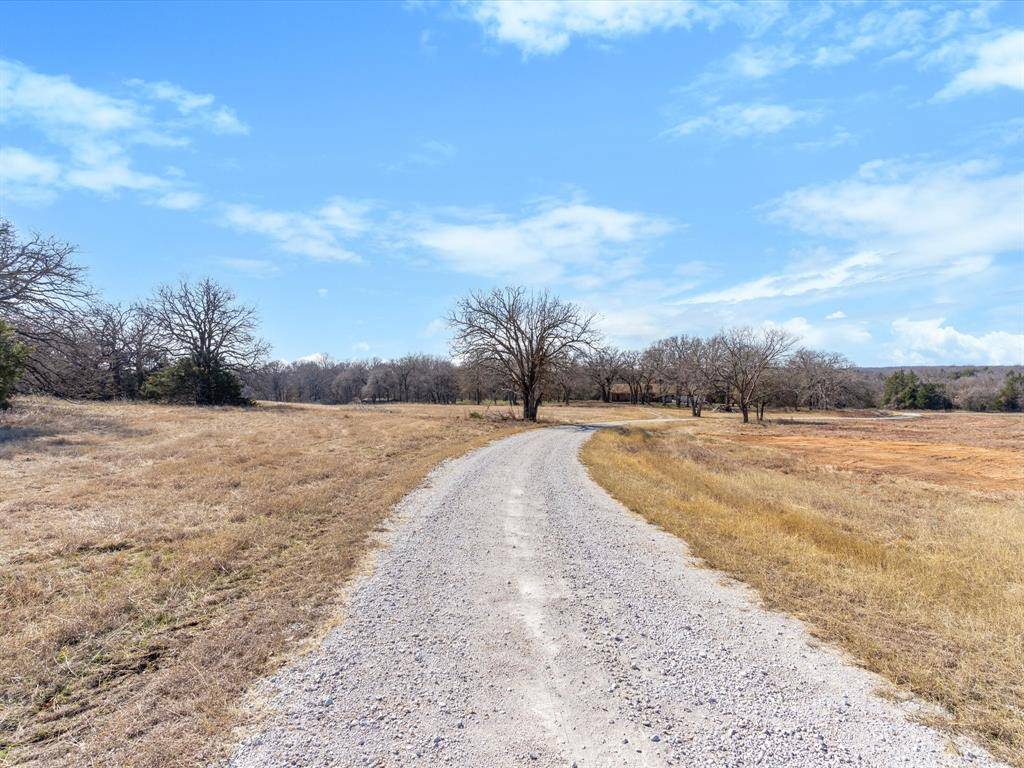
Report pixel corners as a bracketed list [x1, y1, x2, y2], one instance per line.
[582, 410, 1024, 766]
[0, 397, 534, 767]
[0, 396, 665, 767]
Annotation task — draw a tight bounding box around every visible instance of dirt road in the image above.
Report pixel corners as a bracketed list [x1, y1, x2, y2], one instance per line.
[230, 426, 1002, 767]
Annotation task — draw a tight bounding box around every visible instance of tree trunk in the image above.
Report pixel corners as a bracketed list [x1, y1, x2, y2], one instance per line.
[740, 403, 750, 423]
[522, 389, 539, 421]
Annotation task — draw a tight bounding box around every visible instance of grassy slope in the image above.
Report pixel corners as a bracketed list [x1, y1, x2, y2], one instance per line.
[582, 412, 1024, 766]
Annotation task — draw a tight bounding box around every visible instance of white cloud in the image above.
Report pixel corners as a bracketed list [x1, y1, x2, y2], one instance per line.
[770, 159, 1023, 265]
[296, 352, 330, 364]
[687, 251, 884, 304]
[683, 158, 1021, 309]
[220, 197, 372, 262]
[125, 78, 214, 113]
[825, 310, 846, 320]
[352, 341, 371, 353]
[410, 201, 672, 282]
[767, 316, 871, 348]
[0, 146, 61, 202]
[422, 317, 448, 338]
[667, 102, 817, 138]
[935, 30, 1024, 100]
[727, 43, 801, 78]
[153, 190, 205, 210]
[317, 288, 329, 298]
[64, 162, 166, 193]
[125, 78, 250, 134]
[0, 59, 247, 205]
[690, 2, 996, 87]
[1, 59, 142, 133]
[890, 318, 1023, 364]
[466, 0, 785, 56]
[795, 128, 855, 152]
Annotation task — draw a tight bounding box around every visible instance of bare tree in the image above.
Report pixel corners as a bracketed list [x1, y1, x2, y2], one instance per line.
[620, 350, 652, 404]
[0, 220, 94, 391]
[0, 219, 90, 322]
[551, 353, 586, 405]
[449, 287, 598, 421]
[585, 346, 623, 403]
[717, 327, 796, 423]
[150, 278, 268, 404]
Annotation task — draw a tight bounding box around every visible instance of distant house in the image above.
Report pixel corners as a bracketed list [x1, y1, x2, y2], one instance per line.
[609, 382, 633, 403]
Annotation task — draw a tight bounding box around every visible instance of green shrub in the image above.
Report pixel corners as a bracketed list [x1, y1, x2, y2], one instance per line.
[0, 321, 30, 411]
[996, 371, 1024, 412]
[142, 358, 251, 406]
[883, 369, 951, 410]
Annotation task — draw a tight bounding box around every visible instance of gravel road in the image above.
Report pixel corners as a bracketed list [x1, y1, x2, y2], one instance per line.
[230, 425, 1002, 768]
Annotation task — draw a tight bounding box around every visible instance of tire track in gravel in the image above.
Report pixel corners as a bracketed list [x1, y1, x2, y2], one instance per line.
[229, 425, 1005, 768]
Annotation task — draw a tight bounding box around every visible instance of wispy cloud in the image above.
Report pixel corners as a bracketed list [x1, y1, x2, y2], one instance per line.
[766, 316, 872, 348]
[464, 0, 785, 56]
[934, 29, 1024, 100]
[685, 2, 998, 89]
[0, 146, 62, 203]
[685, 251, 885, 305]
[666, 102, 818, 139]
[153, 190, 205, 210]
[770, 158, 1023, 264]
[684, 157, 1022, 307]
[219, 197, 372, 262]
[125, 78, 250, 134]
[0, 59, 247, 206]
[408, 199, 673, 283]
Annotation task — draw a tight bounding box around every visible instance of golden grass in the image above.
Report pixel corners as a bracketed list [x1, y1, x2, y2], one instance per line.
[582, 411, 1024, 766]
[0, 397, 528, 767]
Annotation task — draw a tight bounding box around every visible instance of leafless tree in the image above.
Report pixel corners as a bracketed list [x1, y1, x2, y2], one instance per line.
[0, 219, 95, 391]
[458, 359, 492, 405]
[150, 278, 268, 404]
[659, 334, 720, 416]
[585, 346, 624, 403]
[786, 348, 856, 410]
[449, 287, 598, 421]
[331, 361, 369, 403]
[620, 350, 652, 404]
[0, 219, 90, 322]
[89, 302, 137, 398]
[551, 353, 586, 405]
[717, 327, 797, 422]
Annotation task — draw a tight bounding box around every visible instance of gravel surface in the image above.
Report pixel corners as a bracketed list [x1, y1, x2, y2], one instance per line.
[230, 425, 1003, 768]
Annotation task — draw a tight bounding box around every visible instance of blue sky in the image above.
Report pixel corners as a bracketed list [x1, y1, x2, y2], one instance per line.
[2, 0, 1022, 365]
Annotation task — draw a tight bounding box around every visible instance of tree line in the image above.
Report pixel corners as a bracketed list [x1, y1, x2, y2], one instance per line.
[2, 220, 1019, 418]
[445, 287, 869, 422]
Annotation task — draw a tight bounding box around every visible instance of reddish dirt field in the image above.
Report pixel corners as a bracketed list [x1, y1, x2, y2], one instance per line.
[728, 412, 1024, 493]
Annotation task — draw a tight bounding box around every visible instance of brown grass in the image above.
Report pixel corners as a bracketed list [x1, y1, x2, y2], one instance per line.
[582, 411, 1024, 766]
[0, 397, 528, 767]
